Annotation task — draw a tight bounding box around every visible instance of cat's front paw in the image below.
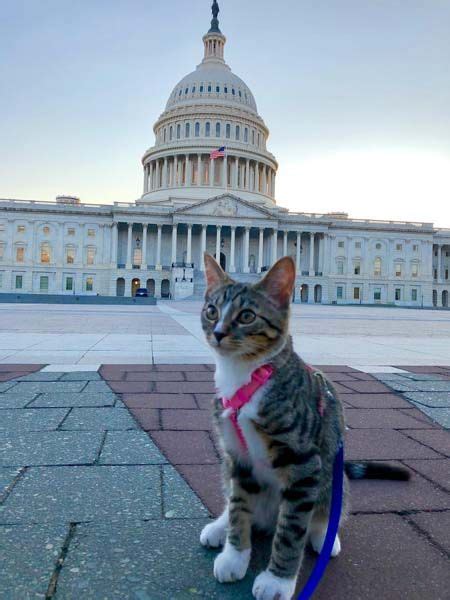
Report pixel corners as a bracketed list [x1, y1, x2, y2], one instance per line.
[200, 520, 227, 548]
[252, 570, 296, 600]
[213, 542, 251, 583]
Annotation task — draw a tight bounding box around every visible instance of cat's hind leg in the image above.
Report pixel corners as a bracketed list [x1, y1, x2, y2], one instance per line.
[200, 507, 228, 548]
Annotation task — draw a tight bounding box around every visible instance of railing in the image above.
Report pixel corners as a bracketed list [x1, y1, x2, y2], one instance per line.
[172, 262, 194, 268]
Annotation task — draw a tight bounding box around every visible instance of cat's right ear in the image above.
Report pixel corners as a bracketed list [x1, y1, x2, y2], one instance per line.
[204, 253, 231, 293]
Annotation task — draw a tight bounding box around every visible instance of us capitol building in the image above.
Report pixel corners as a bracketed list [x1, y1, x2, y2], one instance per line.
[1, 2, 449, 307]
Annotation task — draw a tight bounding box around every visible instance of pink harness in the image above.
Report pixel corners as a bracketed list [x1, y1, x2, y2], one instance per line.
[221, 364, 274, 451]
[221, 363, 326, 452]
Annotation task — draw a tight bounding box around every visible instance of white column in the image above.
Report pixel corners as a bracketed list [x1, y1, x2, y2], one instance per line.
[171, 224, 178, 265]
[262, 165, 267, 195]
[243, 227, 250, 273]
[187, 224, 192, 264]
[223, 155, 227, 188]
[437, 244, 442, 281]
[156, 225, 162, 270]
[126, 223, 133, 269]
[174, 156, 178, 187]
[296, 232, 301, 273]
[347, 236, 353, 276]
[230, 226, 236, 273]
[255, 163, 260, 191]
[215, 225, 221, 261]
[234, 156, 239, 188]
[309, 232, 315, 276]
[141, 224, 148, 270]
[209, 157, 214, 186]
[110, 223, 118, 267]
[143, 165, 148, 193]
[186, 155, 192, 186]
[162, 158, 167, 188]
[258, 228, 264, 273]
[246, 159, 250, 190]
[200, 225, 207, 271]
[283, 230, 288, 256]
[271, 229, 278, 265]
[272, 170, 276, 198]
[197, 154, 202, 186]
[318, 234, 325, 274]
[155, 161, 160, 189]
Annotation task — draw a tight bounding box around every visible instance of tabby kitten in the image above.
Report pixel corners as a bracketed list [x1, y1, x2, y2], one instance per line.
[199, 253, 407, 600]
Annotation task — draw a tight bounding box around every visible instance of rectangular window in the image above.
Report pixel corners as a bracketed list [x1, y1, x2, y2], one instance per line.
[411, 288, 418, 302]
[353, 287, 360, 300]
[86, 248, 95, 265]
[66, 248, 75, 264]
[337, 261, 344, 275]
[87, 229, 95, 237]
[354, 261, 361, 275]
[133, 248, 142, 266]
[337, 286, 343, 299]
[85, 277, 94, 292]
[16, 247, 25, 262]
[355, 242, 361, 249]
[15, 275, 23, 289]
[413, 244, 418, 252]
[65, 277, 73, 291]
[411, 263, 419, 277]
[338, 241, 344, 248]
[17, 225, 25, 233]
[374, 288, 381, 301]
[395, 288, 401, 301]
[40, 276, 49, 291]
[395, 263, 402, 277]
[68, 227, 75, 236]
[40, 243, 51, 263]
[396, 244, 403, 251]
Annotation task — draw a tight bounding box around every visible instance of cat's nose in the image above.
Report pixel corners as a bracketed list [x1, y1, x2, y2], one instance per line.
[213, 330, 227, 344]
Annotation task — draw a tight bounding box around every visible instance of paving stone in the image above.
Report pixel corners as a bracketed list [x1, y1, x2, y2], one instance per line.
[122, 393, 197, 409]
[177, 464, 224, 517]
[0, 364, 44, 372]
[345, 429, 441, 460]
[127, 408, 160, 430]
[401, 429, 450, 456]
[162, 465, 208, 518]
[99, 431, 167, 465]
[194, 393, 215, 409]
[14, 372, 65, 382]
[361, 379, 414, 392]
[0, 381, 19, 393]
[345, 409, 428, 429]
[399, 373, 447, 381]
[55, 520, 255, 600]
[0, 468, 21, 497]
[404, 459, 450, 491]
[411, 511, 450, 553]
[406, 405, 450, 429]
[29, 392, 117, 408]
[156, 363, 212, 371]
[155, 381, 217, 394]
[0, 409, 69, 432]
[161, 409, 213, 430]
[341, 393, 412, 409]
[403, 391, 450, 408]
[82, 381, 115, 393]
[184, 371, 215, 381]
[0, 466, 162, 523]
[125, 371, 185, 381]
[401, 380, 450, 392]
[349, 468, 450, 512]
[11, 381, 86, 394]
[398, 408, 440, 427]
[151, 431, 219, 464]
[0, 371, 31, 382]
[0, 431, 103, 467]
[0, 523, 68, 600]
[108, 381, 154, 394]
[314, 366, 359, 373]
[61, 407, 138, 431]
[60, 372, 102, 381]
[0, 391, 39, 408]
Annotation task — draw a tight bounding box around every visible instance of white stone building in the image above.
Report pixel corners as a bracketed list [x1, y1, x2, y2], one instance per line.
[0, 3, 449, 307]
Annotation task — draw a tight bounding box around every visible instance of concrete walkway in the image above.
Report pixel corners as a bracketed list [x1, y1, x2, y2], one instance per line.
[0, 363, 449, 599]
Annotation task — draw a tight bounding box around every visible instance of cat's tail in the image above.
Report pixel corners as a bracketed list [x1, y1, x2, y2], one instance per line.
[344, 461, 411, 481]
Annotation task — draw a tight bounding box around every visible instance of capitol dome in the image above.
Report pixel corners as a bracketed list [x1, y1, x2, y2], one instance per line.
[140, 1, 278, 207]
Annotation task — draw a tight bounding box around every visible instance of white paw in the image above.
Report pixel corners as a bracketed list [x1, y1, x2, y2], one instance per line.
[252, 570, 296, 600]
[310, 531, 341, 557]
[200, 520, 227, 548]
[213, 541, 251, 583]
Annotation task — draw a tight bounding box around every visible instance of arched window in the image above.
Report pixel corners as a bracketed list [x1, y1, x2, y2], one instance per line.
[185, 123, 190, 138]
[40, 242, 51, 264]
[200, 85, 204, 92]
[176, 124, 181, 139]
[163, 128, 167, 142]
[207, 85, 212, 92]
[224, 86, 228, 94]
[374, 258, 382, 276]
[216, 85, 220, 93]
[195, 122, 200, 137]
[236, 126, 240, 141]
[215, 122, 221, 137]
[257, 133, 260, 146]
[252, 130, 255, 145]
[244, 128, 248, 143]
[226, 124, 231, 139]
[192, 86, 196, 93]
[169, 126, 173, 141]
[232, 88, 236, 95]
[205, 122, 211, 137]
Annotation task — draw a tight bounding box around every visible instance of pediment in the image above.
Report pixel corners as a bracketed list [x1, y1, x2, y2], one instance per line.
[174, 194, 275, 220]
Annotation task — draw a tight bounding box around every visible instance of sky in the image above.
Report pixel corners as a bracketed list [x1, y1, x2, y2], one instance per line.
[1, 0, 449, 227]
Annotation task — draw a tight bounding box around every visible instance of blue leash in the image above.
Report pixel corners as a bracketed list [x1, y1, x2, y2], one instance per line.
[297, 441, 344, 600]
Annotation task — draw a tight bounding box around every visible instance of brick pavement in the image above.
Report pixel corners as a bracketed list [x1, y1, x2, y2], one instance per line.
[0, 364, 449, 599]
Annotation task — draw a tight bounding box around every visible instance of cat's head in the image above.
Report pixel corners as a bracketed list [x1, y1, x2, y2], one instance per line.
[201, 253, 295, 361]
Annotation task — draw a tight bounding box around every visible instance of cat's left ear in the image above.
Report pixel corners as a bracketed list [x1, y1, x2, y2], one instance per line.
[204, 253, 232, 293]
[255, 256, 296, 308]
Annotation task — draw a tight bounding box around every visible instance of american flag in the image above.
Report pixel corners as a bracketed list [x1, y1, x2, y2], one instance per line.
[210, 146, 226, 159]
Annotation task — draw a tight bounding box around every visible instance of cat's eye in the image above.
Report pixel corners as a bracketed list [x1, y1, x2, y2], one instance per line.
[237, 309, 256, 325]
[205, 305, 219, 321]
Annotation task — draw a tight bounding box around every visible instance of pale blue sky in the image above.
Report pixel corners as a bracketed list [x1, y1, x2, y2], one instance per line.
[1, 0, 450, 226]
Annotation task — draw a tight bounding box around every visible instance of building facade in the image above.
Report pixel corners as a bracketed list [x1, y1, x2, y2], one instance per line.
[1, 3, 449, 307]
